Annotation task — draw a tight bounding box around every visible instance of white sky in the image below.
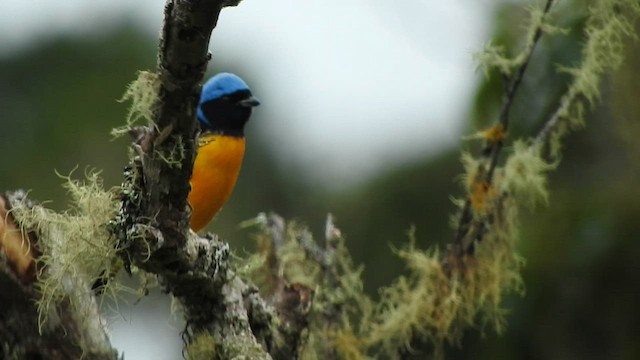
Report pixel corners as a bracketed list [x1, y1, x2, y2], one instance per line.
[216, 0, 491, 186]
[0, 1, 494, 358]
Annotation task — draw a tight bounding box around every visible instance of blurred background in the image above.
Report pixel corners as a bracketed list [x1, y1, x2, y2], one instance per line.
[1, 0, 639, 359]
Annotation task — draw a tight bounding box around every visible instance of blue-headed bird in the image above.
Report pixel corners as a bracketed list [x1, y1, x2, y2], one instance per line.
[188, 73, 260, 232]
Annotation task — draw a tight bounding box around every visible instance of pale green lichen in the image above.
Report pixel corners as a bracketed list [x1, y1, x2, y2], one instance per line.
[278, 226, 323, 287]
[111, 70, 161, 138]
[186, 332, 217, 360]
[243, 214, 372, 360]
[306, 232, 372, 360]
[242, 207, 523, 360]
[545, 0, 640, 156]
[240, 204, 523, 360]
[475, 2, 564, 77]
[459, 152, 480, 191]
[367, 199, 524, 359]
[10, 170, 122, 335]
[416, 1, 640, 358]
[185, 329, 268, 360]
[501, 141, 556, 208]
[243, 218, 321, 292]
[215, 334, 269, 360]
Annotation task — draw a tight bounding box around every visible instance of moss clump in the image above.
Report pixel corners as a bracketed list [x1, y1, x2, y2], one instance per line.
[186, 332, 217, 360]
[185, 330, 268, 360]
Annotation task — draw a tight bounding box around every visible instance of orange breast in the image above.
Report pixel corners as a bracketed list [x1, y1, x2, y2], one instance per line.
[188, 134, 245, 232]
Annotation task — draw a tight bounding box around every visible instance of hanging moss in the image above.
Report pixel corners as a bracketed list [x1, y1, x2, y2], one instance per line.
[10, 170, 124, 350]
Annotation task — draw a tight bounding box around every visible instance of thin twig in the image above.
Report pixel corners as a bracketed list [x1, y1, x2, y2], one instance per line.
[534, 105, 563, 146]
[487, 0, 553, 182]
[533, 92, 588, 150]
[452, 0, 555, 255]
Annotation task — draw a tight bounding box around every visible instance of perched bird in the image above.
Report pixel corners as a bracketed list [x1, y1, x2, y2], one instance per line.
[188, 73, 260, 232]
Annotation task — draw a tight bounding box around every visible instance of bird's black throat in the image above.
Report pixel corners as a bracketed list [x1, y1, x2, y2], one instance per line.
[199, 89, 255, 137]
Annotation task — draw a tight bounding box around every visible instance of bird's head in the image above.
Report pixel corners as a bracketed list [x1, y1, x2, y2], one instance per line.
[197, 72, 260, 136]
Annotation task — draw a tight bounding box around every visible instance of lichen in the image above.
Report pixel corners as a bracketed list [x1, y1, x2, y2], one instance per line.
[502, 141, 555, 208]
[111, 71, 161, 138]
[474, 2, 564, 77]
[186, 332, 217, 360]
[546, 0, 640, 157]
[10, 170, 122, 336]
[242, 214, 372, 360]
[367, 197, 523, 358]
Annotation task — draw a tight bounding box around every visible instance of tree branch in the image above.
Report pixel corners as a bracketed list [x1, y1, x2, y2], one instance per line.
[451, 0, 555, 257]
[111, 1, 312, 358]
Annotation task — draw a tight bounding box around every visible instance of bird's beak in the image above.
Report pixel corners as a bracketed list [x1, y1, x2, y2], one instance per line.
[238, 96, 261, 108]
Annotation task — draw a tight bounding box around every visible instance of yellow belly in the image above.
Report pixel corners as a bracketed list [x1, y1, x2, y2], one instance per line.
[188, 134, 245, 232]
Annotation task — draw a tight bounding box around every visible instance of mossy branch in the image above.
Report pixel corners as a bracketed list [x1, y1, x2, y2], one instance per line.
[244, 213, 371, 360]
[534, 0, 640, 154]
[111, 0, 311, 358]
[453, 0, 555, 257]
[371, 0, 639, 357]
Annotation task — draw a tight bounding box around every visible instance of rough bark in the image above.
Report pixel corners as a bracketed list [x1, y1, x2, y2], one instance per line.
[111, 0, 312, 358]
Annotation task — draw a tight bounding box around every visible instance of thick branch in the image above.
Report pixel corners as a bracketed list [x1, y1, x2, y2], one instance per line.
[128, 0, 230, 261]
[112, 1, 311, 358]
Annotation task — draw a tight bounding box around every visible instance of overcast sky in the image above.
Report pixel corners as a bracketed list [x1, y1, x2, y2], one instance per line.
[0, 1, 494, 358]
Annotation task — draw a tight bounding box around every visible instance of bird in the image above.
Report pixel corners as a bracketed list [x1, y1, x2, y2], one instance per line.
[188, 72, 260, 232]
